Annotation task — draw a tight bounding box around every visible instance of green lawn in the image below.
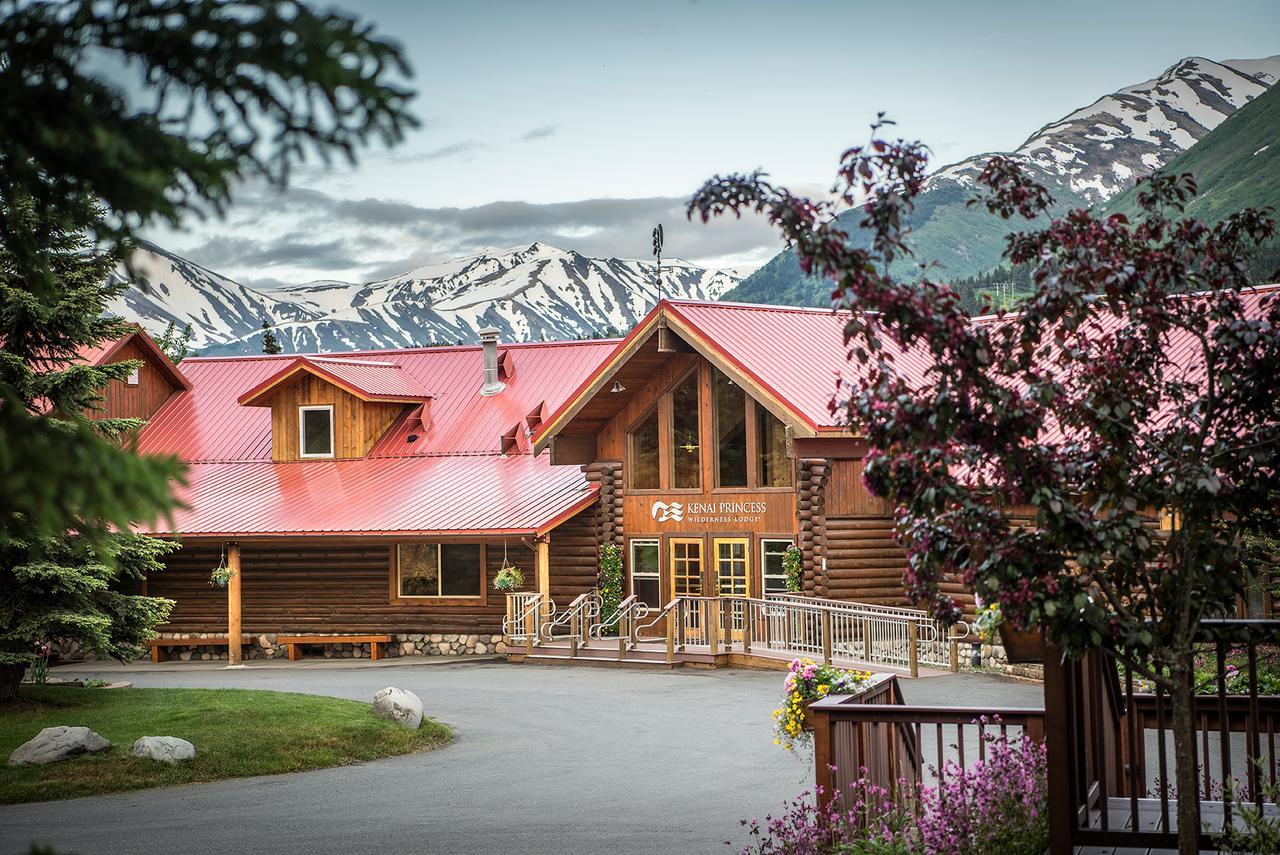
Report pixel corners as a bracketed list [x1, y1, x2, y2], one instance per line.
[0, 686, 452, 804]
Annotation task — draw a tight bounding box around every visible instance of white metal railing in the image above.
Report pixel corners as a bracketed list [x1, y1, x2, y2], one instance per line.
[541, 592, 599, 650]
[515, 590, 968, 676]
[503, 592, 548, 642]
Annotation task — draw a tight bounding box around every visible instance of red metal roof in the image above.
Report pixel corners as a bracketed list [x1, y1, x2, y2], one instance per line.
[237, 356, 435, 406]
[135, 338, 615, 538]
[141, 339, 615, 462]
[144, 454, 597, 537]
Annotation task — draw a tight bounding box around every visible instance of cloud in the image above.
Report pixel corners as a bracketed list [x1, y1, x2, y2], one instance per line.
[164, 184, 784, 286]
[385, 140, 488, 163]
[517, 125, 557, 142]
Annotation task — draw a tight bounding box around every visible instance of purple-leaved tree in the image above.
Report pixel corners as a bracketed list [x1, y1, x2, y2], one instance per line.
[690, 118, 1280, 855]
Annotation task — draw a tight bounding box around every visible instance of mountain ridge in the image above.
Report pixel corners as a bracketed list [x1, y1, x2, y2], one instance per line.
[112, 240, 739, 356]
[727, 54, 1280, 306]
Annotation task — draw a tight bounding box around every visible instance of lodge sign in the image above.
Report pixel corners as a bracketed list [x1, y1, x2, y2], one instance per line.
[650, 499, 769, 526]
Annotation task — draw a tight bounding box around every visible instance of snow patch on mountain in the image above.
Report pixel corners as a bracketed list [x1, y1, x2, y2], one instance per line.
[112, 241, 739, 356]
[932, 55, 1280, 203]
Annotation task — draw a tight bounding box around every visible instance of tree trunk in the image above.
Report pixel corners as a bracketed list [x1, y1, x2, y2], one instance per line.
[1169, 667, 1202, 855]
[0, 662, 26, 703]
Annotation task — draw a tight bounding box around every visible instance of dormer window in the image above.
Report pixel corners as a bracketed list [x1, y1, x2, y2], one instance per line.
[126, 366, 140, 386]
[299, 405, 334, 458]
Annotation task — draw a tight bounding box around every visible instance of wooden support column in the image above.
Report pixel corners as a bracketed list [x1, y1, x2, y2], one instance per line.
[907, 622, 919, 678]
[227, 542, 242, 666]
[536, 535, 551, 638]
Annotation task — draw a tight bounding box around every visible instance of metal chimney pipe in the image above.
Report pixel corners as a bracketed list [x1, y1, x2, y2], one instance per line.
[479, 327, 506, 396]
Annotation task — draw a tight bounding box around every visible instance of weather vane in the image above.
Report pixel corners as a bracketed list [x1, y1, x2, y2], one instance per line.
[651, 223, 664, 301]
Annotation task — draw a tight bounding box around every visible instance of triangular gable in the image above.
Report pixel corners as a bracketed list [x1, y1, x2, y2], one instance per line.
[237, 356, 433, 407]
[532, 301, 828, 453]
[81, 324, 191, 391]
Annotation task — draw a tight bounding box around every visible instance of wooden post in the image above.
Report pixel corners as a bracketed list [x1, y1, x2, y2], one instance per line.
[907, 621, 919, 679]
[535, 537, 551, 640]
[525, 607, 535, 655]
[1043, 644, 1074, 854]
[949, 635, 960, 673]
[812, 705, 833, 809]
[863, 619, 872, 663]
[743, 600, 753, 655]
[226, 542, 242, 666]
[821, 610, 832, 665]
[708, 600, 720, 655]
[665, 609, 675, 664]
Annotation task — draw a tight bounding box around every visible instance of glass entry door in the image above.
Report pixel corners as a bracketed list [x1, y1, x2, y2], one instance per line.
[714, 538, 750, 597]
[714, 537, 750, 643]
[670, 538, 705, 644]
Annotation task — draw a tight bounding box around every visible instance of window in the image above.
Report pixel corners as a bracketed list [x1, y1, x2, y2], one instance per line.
[398, 543, 483, 598]
[630, 539, 661, 607]
[126, 366, 140, 386]
[714, 369, 747, 487]
[762, 539, 793, 594]
[630, 408, 660, 490]
[671, 538, 703, 596]
[671, 372, 701, 489]
[757, 405, 792, 487]
[299, 405, 334, 458]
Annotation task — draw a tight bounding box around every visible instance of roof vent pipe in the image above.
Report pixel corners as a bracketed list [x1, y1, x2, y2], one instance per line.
[479, 327, 506, 396]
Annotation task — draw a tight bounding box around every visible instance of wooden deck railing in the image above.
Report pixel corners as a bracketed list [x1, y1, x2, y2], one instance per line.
[1044, 619, 1280, 852]
[809, 682, 1046, 812]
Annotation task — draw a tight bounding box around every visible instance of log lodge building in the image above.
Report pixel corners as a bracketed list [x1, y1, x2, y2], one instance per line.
[85, 299, 943, 663]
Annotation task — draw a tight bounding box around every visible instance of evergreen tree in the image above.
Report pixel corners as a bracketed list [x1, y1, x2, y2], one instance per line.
[155, 321, 195, 364]
[261, 321, 283, 355]
[0, 197, 179, 700]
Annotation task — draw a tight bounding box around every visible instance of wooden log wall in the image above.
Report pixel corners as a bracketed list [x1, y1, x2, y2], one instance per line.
[548, 506, 599, 603]
[586, 461, 624, 549]
[797, 459, 830, 597]
[148, 539, 527, 635]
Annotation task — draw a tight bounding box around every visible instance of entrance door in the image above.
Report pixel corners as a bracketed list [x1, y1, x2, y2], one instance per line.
[714, 537, 750, 643]
[713, 537, 750, 597]
[670, 538, 704, 643]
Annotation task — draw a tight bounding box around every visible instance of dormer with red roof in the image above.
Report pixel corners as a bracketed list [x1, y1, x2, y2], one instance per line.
[237, 355, 432, 461]
[80, 324, 190, 422]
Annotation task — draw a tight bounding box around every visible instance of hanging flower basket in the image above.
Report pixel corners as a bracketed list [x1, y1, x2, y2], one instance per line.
[999, 625, 1044, 663]
[493, 566, 524, 592]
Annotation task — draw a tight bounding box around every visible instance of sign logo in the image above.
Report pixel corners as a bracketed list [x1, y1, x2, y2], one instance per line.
[651, 500, 684, 523]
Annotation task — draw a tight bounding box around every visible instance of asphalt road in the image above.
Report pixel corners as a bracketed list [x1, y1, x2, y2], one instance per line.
[0, 662, 1041, 855]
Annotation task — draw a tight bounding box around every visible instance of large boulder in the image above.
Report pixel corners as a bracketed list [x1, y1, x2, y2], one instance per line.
[8, 726, 111, 766]
[130, 736, 196, 764]
[372, 687, 423, 730]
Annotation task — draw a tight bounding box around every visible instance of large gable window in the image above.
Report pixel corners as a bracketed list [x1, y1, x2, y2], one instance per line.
[671, 372, 701, 489]
[630, 408, 660, 490]
[757, 405, 792, 487]
[714, 368, 748, 487]
[299, 405, 334, 458]
[398, 543, 483, 598]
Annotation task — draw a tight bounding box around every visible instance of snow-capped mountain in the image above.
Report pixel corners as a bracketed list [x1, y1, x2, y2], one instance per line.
[932, 56, 1280, 203]
[731, 53, 1280, 302]
[112, 241, 739, 355]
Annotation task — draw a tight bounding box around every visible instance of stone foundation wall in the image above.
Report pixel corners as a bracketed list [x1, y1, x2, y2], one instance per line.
[54, 632, 506, 662]
[978, 639, 1045, 681]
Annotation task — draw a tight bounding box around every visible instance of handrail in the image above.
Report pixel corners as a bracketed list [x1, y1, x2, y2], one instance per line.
[542, 591, 598, 642]
[503, 591, 544, 640]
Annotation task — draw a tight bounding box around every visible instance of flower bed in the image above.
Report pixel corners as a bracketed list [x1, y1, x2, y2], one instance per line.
[742, 727, 1049, 854]
[773, 658, 874, 751]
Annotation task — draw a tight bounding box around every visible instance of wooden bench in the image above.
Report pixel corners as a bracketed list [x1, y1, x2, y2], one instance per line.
[276, 634, 393, 662]
[147, 636, 248, 663]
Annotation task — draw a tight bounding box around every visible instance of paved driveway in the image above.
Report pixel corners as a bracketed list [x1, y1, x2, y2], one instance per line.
[0, 662, 1041, 855]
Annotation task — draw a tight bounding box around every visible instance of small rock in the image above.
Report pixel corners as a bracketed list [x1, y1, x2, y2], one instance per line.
[9, 726, 111, 766]
[400, 641, 415, 655]
[474, 643, 488, 655]
[372, 687, 423, 730]
[131, 736, 196, 764]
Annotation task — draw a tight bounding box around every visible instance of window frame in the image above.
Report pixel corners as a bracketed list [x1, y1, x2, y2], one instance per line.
[626, 404, 662, 492]
[760, 537, 795, 595]
[668, 367, 702, 491]
[628, 537, 662, 607]
[391, 542, 487, 604]
[298, 404, 335, 459]
[712, 367, 750, 490]
[125, 365, 141, 386]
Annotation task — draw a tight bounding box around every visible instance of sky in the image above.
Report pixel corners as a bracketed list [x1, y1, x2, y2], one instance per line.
[144, 0, 1280, 290]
